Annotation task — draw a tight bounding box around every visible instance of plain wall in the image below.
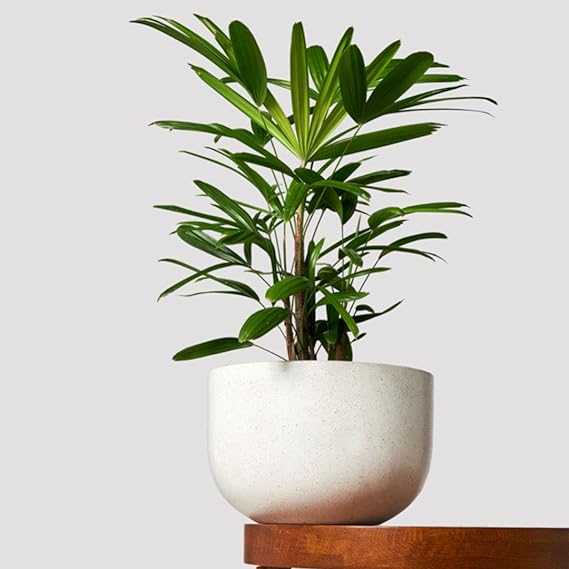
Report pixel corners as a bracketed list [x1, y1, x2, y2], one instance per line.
[0, 1, 567, 567]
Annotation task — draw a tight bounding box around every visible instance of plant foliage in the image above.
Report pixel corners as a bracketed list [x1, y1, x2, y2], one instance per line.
[133, 15, 496, 361]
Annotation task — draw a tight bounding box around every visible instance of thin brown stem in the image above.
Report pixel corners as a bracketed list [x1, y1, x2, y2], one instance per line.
[294, 207, 307, 359]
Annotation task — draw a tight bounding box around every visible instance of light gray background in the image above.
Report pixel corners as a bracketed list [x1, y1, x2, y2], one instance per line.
[1, 1, 567, 567]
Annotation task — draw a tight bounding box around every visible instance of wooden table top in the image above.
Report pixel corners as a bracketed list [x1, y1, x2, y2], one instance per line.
[244, 524, 569, 569]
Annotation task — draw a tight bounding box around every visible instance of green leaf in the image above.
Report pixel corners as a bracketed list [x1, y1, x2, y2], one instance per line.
[403, 202, 471, 216]
[366, 40, 401, 83]
[307, 45, 329, 91]
[227, 151, 295, 177]
[318, 290, 359, 336]
[363, 52, 434, 122]
[307, 27, 354, 151]
[229, 20, 268, 105]
[154, 204, 237, 225]
[312, 122, 442, 161]
[238, 307, 289, 342]
[339, 45, 367, 123]
[307, 238, 325, 281]
[194, 14, 235, 61]
[354, 300, 404, 323]
[266, 276, 311, 302]
[284, 180, 309, 221]
[152, 121, 274, 157]
[157, 260, 232, 300]
[309, 179, 371, 200]
[194, 180, 257, 232]
[263, 91, 300, 151]
[385, 232, 447, 250]
[340, 247, 363, 267]
[132, 17, 236, 78]
[191, 66, 296, 153]
[368, 207, 405, 229]
[350, 169, 411, 186]
[177, 226, 246, 265]
[349, 267, 391, 279]
[173, 337, 252, 361]
[417, 73, 465, 83]
[290, 23, 310, 155]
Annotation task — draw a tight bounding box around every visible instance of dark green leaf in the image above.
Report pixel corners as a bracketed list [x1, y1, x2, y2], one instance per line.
[173, 337, 252, 361]
[177, 226, 246, 265]
[132, 17, 236, 78]
[368, 207, 405, 229]
[366, 40, 401, 83]
[238, 307, 289, 342]
[307, 27, 354, 151]
[318, 290, 359, 336]
[312, 122, 442, 161]
[154, 204, 237, 225]
[229, 20, 268, 105]
[266, 276, 311, 302]
[157, 260, 232, 300]
[194, 14, 235, 60]
[194, 180, 257, 232]
[307, 45, 329, 91]
[152, 121, 274, 156]
[363, 52, 434, 122]
[290, 22, 310, 154]
[340, 247, 363, 267]
[306, 238, 325, 281]
[350, 169, 411, 185]
[349, 267, 391, 278]
[191, 66, 296, 153]
[339, 45, 367, 123]
[227, 151, 295, 177]
[354, 300, 404, 323]
[284, 180, 309, 221]
[417, 73, 465, 83]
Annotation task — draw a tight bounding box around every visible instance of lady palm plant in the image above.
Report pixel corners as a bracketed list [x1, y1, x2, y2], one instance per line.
[133, 15, 495, 362]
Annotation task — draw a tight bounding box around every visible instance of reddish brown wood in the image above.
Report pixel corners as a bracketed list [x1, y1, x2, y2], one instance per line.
[244, 524, 569, 569]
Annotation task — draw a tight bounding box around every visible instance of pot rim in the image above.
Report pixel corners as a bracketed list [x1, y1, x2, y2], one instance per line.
[211, 360, 433, 378]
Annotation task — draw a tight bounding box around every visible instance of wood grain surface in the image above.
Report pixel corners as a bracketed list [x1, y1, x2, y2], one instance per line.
[244, 524, 569, 569]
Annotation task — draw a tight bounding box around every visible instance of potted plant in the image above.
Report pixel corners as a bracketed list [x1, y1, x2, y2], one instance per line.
[133, 14, 495, 525]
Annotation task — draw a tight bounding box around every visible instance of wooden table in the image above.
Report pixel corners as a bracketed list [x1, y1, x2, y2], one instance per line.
[244, 524, 569, 569]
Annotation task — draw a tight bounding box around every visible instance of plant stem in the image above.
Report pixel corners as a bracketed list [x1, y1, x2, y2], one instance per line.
[294, 205, 306, 359]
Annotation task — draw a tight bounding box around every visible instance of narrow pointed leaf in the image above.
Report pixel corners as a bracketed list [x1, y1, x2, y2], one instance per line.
[312, 122, 442, 161]
[266, 276, 311, 302]
[307, 45, 329, 90]
[284, 180, 309, 221]
[191, 66, 296, 152]
[177, 226, 246, 265]
[307, 27, 353, 151]
[154, 204, 237, 225]
[366, 40, 401, 82]
[339, 45, 367, 123]
[350, 169, 411, 185]
[364, 52, 434, 122]
[132, 17, 236, 78]
[368, 207, 405, 228]
[194, 14, 234, 60]
[194, 180, 257, 232]
[173, 337, 252, 361]
[290, 23, 310, 154]
[318, 290, 359, 336]
[229, 20, 268, 105]
[354, 300, 404, 323]
[238, 307, 289, 342]
[152, 121, 274, 157]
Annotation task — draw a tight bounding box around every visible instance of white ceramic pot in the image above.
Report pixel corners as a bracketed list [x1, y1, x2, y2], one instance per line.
[208, 361, 433, 525]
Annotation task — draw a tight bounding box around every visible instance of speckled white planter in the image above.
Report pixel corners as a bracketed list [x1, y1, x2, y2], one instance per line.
[208, 361, 433, 525]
